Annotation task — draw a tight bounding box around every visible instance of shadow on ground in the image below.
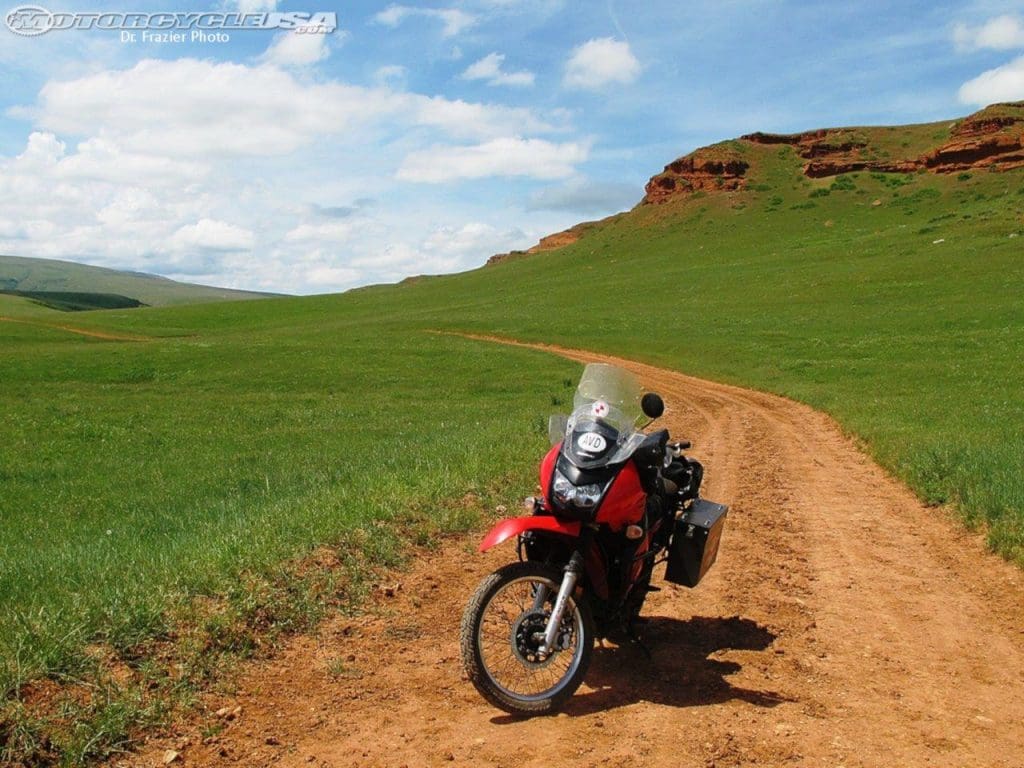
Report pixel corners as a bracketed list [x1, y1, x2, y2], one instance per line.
[492, 615, 789, 722]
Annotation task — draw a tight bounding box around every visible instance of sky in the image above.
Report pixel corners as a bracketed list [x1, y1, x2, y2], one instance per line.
[1, 0, 1024, 294]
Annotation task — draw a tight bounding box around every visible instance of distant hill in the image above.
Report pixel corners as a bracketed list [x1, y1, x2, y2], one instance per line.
[488, 100, 1024, 263]
[0, 254, 279, 308]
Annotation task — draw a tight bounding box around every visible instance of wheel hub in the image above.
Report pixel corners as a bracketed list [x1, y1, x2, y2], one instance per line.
[510, 609, 577, 668]
[511, 610, 553, 667]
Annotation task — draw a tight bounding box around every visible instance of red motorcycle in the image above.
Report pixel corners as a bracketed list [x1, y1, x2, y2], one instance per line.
[460, 363, 728, 714]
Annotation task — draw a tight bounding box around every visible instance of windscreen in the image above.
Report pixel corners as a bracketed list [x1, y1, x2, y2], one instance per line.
[572, 363, 642, 434]
[558, 363, 646, 469]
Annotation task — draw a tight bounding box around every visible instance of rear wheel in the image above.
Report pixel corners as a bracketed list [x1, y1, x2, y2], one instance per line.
[460, 561, 593, 715]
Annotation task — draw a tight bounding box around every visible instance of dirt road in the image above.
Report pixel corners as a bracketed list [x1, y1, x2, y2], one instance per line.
[126, 341, 1024, 768]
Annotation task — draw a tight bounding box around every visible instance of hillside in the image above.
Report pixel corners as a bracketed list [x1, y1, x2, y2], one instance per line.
[0, 254, 277, 308]
[490, 101, 1024, 260]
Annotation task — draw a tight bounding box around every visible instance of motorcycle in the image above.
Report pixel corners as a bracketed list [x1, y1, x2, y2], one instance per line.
[460, 362, 728, 714]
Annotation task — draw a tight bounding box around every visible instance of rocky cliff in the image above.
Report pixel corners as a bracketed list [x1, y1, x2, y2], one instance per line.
[642, 101, 1024, 204]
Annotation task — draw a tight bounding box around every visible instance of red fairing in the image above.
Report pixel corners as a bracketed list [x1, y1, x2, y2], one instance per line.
[538, 442, 560, 511]
[595, 461, 645, 531]
[478, 515, 581, 553]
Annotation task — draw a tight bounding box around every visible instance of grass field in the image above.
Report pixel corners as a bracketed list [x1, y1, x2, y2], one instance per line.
[2, 114, 1023, 764]
[0, 298, 579, 763]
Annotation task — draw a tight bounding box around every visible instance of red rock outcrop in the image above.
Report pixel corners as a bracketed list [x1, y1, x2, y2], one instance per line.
[742, 128, 875, 178]
[923, 109, 1024, 172]
[950, 114, 1019, 138]
[803, 159, 919, 178]
[529, 230, 579, 252]
[485, 227, 583, 266]
[740, 102, 1024, 180]
[643, 148, 749, 204]
[741, 129, 866, 158]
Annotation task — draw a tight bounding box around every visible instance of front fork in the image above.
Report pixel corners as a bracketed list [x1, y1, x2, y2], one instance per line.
[536, 527, 592, 656]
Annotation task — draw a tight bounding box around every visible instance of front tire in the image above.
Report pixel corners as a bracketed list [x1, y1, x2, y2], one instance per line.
[460, 561, 593, 715]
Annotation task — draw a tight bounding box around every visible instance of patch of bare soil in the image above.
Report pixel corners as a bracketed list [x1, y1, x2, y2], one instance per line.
[121, 341, 1024, 768]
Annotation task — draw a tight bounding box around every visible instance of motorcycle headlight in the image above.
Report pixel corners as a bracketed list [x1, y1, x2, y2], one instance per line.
[573, 483, 603, 509]
[552, 470, 574, 507]
[552, 470, 605, 511]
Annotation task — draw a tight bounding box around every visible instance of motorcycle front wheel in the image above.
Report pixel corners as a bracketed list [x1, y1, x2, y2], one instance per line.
[460, 561, 593, 715]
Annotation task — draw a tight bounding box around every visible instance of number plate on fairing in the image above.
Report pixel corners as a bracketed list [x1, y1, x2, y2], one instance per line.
[576, 432, 607, 453]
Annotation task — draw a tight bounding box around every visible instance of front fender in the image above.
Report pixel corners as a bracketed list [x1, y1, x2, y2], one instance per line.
[478, 515, 581, 553]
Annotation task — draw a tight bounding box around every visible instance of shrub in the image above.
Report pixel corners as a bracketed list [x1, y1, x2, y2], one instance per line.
[830, 176, 857, 192]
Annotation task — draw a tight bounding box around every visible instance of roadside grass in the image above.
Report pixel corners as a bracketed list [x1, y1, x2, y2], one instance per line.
[0, 321, 577, 764]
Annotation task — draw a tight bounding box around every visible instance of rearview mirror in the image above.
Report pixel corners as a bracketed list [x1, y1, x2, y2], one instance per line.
[641, 393, 664, 419]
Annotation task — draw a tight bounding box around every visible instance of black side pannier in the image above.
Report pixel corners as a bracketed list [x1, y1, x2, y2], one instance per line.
[664, 499, 728, 588]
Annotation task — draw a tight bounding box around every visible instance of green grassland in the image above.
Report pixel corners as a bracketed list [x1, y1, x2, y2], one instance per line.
[2, 111, 1024, 763]
[1, 298, 578, 763]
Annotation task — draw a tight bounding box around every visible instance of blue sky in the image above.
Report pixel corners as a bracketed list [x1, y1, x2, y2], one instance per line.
[1, 0, 1024, 293]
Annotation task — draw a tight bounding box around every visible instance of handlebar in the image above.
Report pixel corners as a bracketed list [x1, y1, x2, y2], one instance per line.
[669, 440, 692, 454]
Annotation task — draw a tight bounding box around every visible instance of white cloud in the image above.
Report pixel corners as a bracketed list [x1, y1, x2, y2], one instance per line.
[58, 137, 208, 185]
[953, 15, 1024, 52]
[17, 59, 387, 156]
[396, 137, 589, 182]
[373, 5, 476, 37]
[411, 95, 557, 138]
[12, 57, 559, 158]
[462, 52, 535, 87]
[306, 265, 362, 287]
[348, 222, 531, 279]
[958, 54, 1024, 104]
[0, 48, 587, 294]
[95, 188, 164, 228]
[564, 37, 640, 90]
[283, 221, 356, 243]
[260, 30, 334, 67]
[16, 131, 64, 167]
[421, 222, 528, 259]
[170, 219, 255, 252]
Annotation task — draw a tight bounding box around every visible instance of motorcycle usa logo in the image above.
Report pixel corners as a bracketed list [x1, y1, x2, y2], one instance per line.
[5, 6, 338, 37]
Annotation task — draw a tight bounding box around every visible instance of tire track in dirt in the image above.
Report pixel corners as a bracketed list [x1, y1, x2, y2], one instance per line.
[0, 315, 150, 341]
[124, 339, 1024, 768]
